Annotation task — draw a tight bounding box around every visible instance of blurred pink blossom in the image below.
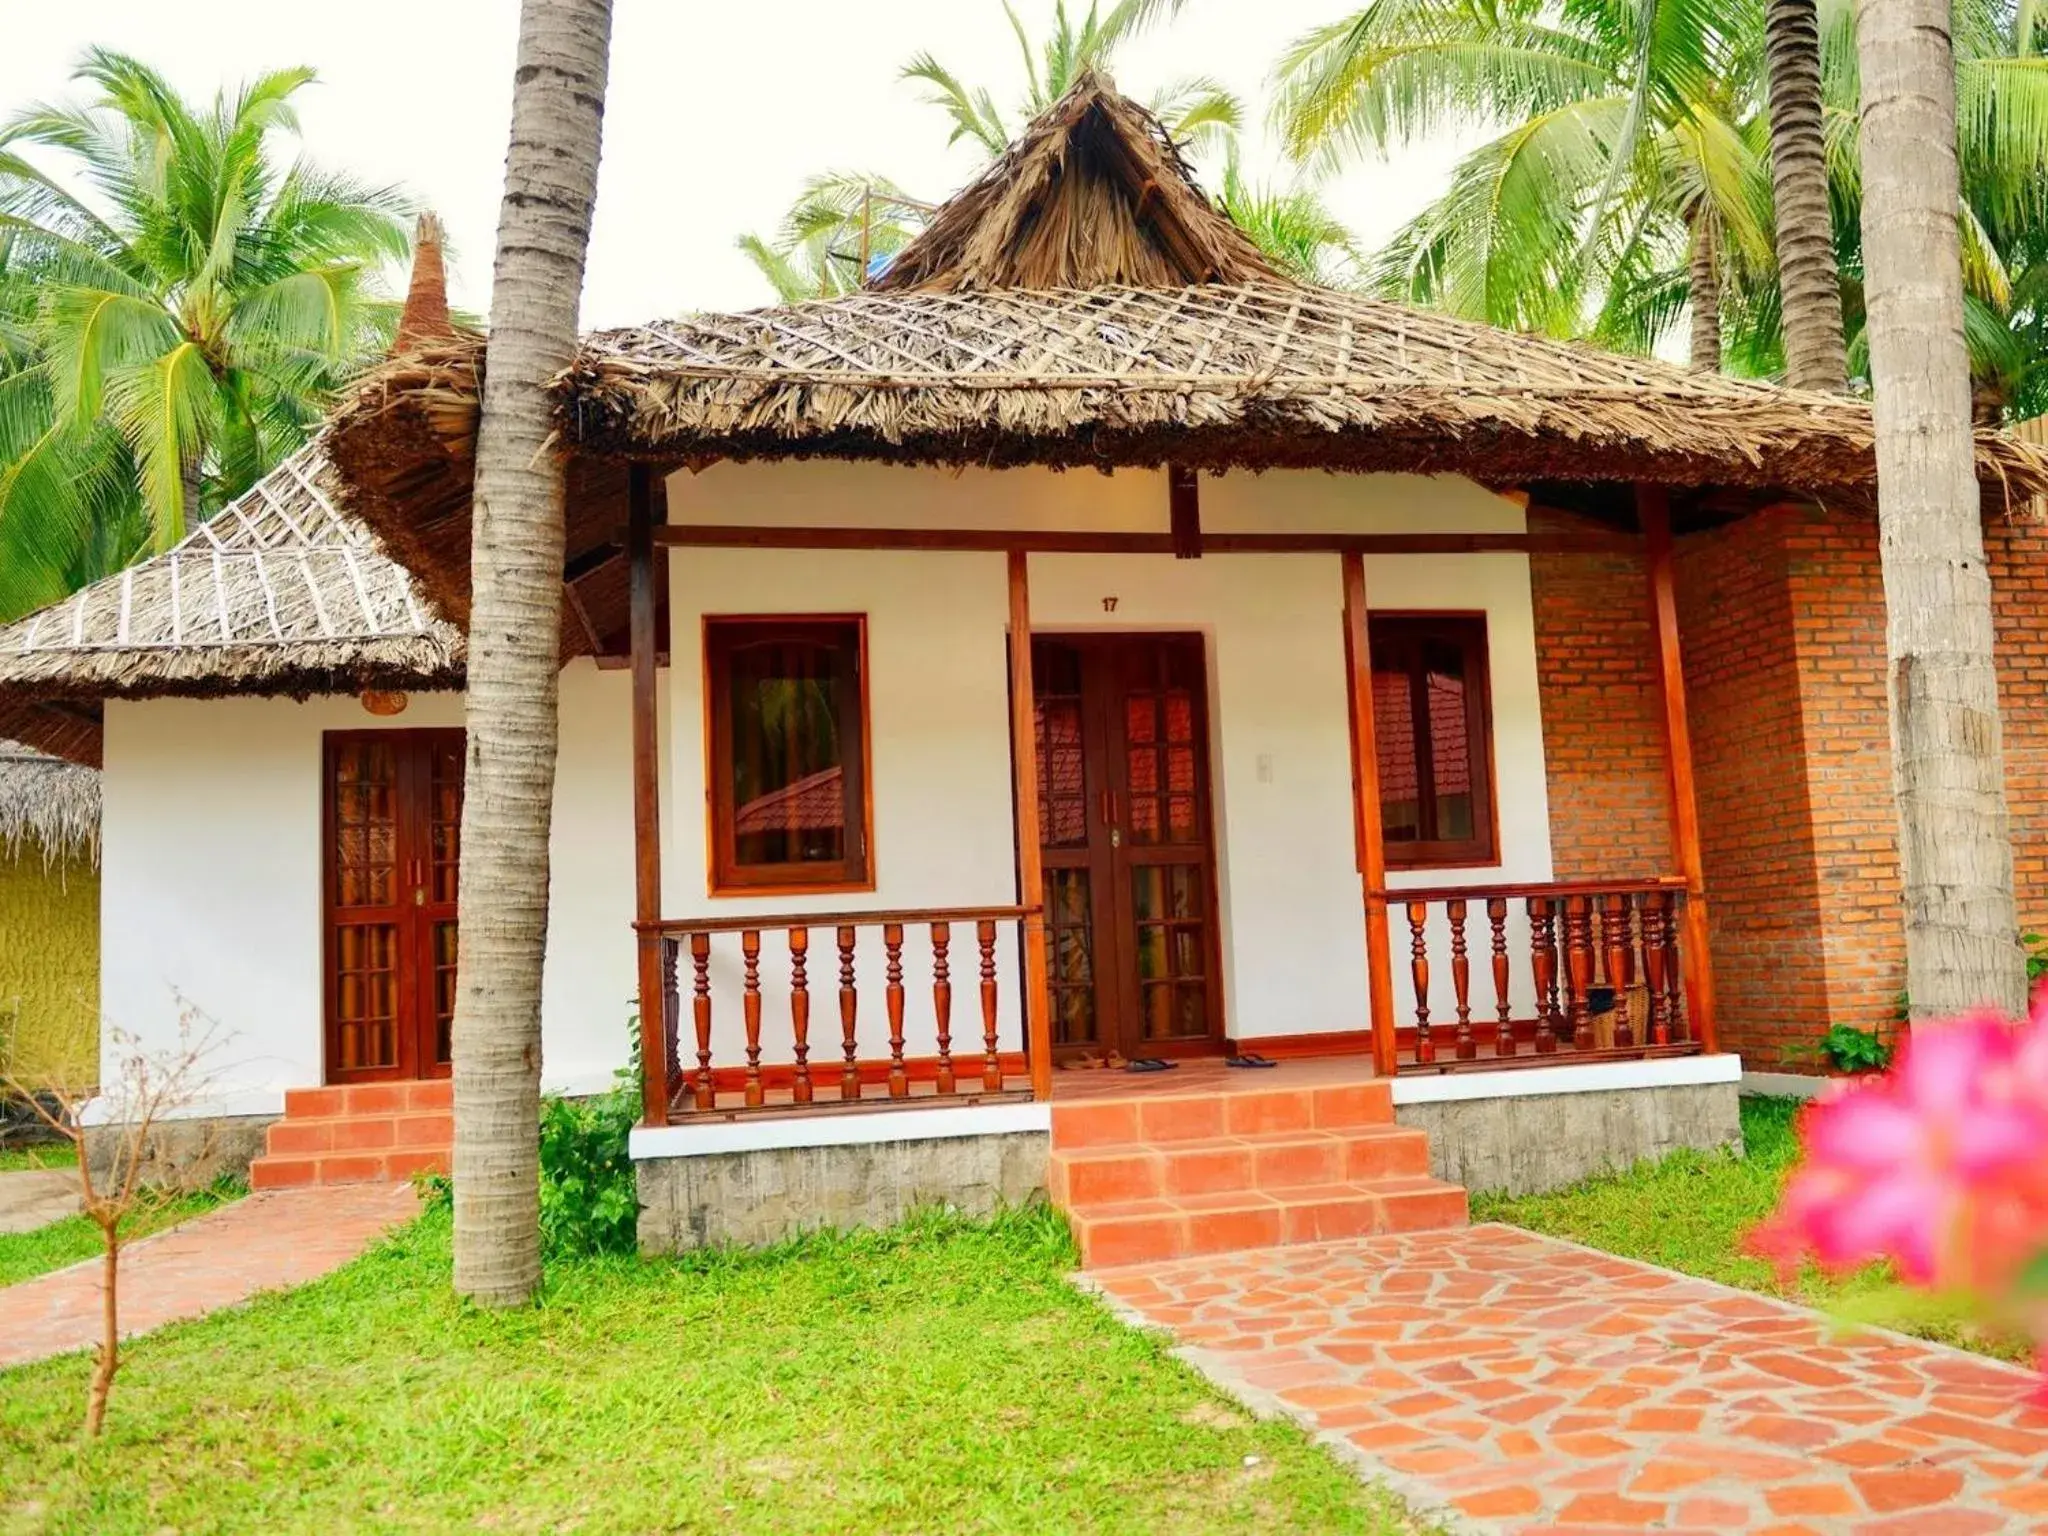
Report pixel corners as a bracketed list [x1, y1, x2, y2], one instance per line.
[1752, 1008, 2048, 1287]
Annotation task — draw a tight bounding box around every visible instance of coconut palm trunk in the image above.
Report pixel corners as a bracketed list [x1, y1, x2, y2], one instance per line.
[1689, 206, 1723, 372]
[1765, 0, 1849, 391]
[1854, 0, 2026, 1017]
[453, 0, 615, 1307]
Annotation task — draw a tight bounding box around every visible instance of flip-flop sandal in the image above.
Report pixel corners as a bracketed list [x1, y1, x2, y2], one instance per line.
[1124, 1057, 1178, 1073]
[1226, 1053, 1278, 1069]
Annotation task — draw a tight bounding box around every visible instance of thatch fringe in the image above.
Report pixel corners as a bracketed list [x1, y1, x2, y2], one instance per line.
[0, 743, 98, 868]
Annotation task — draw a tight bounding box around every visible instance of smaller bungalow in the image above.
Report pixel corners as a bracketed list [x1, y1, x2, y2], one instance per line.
[0, 742, 99, 1093]
[5, 77, 2048, 1262]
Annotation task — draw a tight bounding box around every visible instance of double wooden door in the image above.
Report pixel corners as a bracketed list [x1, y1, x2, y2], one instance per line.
[1032, 634, 1224, 1060]
[323, 730, 464, 1082]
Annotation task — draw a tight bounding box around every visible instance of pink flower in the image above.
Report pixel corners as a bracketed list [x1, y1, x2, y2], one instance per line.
[1753, 1011, 2048, 1285]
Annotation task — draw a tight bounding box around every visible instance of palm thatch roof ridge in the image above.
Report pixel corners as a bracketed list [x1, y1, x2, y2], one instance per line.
[872, 69, 1281, 293]
[0, 741, 99, 867]
[0, 441, 464, 763]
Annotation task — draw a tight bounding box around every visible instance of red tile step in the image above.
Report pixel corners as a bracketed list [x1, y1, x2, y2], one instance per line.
[248, 1080, 452, 1190]
[1047, 1076, 1466, 1267]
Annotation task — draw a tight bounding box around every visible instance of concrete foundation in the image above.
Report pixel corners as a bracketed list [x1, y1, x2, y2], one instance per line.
[637, 1130, 1050, 1254]
[85, 1112, 275, 1191]
[1394, 1082, 1742, 1197]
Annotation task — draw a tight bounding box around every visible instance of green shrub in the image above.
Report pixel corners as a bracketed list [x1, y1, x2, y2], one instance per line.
[538, 1010, 643, 1258]
[1822, 1022, 1893, 1074]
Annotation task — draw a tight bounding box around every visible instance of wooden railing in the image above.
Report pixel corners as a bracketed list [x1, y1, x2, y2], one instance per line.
[1383, 878, 1698, 1073]
[643, 906, 1036, 1116]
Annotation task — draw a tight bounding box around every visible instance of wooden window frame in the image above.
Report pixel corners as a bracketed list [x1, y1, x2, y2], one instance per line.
[1368, 611, 1500, 870]
[704, 614, 875, 897]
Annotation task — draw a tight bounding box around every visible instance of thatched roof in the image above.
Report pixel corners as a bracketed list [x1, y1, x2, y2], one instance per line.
[322, 73, 2048, 617]
[0, 443, 463, 764]
[872, 71, 1281, 293]
[0, 741, 98, 867]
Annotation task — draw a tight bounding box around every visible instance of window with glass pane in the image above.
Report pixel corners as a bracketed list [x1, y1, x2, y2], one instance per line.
[707, 617, 870, 891]
[1368, 614, 1497, 867]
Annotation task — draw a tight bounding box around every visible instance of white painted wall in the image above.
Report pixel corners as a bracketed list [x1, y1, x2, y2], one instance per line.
[664, 461, 1557, 1052]
[98, 662, 642, 1115]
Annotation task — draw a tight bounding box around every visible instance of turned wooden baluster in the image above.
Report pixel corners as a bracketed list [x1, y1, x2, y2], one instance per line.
[689, 931, 715, 1109]
[1488, 897, 1514, 1058]
[884, 922, 909, 1098]
[660, 937, 681, 1108]
[1527, 897, 1559, 1054]
[931, 921, 955, 1094]
[789, 928, 813, 1104]
[1602, 893, 1635, 1050]
[1660, 894, 1686, 1043]
[1448, 897, 1475, 1060]
[1406, 900, 1434, 1066]
[1563, 895, 1595, 1049]
[741, 929, 765, 1107]
[978, 919, 1002, 1090]
[837, 926, 860, 1100]
[1640, 895, 1671, 1046]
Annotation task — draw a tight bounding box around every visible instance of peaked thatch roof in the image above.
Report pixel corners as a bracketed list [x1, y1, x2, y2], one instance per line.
[0, 741, 98, 867]
[873, 70, 1280, 293]
[323, 74, 2048, 616]
[0, 443, 463, 763]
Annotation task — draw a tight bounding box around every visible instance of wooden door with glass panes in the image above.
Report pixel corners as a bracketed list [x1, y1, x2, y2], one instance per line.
[1032, 634, 1224, 1061]
[323, 730, 464, 1082]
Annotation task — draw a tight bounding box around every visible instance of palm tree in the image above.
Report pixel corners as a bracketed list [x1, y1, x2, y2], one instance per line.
[1764, 0, 1849, 388]
[1273, 0, 1773, 360]
[1856, 0, 2026, 1016]
[739, 0, 1247, 297]
[453, 0, 615, 1307]
[0, 48, 410, 611]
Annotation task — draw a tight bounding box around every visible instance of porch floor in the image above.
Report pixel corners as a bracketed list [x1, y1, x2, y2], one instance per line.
[1049, 1053, 1381, 1101]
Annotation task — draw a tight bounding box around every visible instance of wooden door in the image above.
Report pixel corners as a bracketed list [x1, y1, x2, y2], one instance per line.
[1031, 635, 1224, 1060]
[324, 729, 464, 1082]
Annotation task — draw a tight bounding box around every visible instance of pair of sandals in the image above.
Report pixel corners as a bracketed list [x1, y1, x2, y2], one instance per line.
[1123, 1052, 1278, 1074]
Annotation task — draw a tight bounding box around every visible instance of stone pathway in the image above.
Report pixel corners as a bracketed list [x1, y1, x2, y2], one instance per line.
[1085, 1223, 2048, 1534]
[1, 1182, 416, 1369]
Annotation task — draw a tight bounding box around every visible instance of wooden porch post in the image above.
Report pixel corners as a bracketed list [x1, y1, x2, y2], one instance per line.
[1638, 484, 1720, 1054]
[1341, 552, 1399, 1076]
[1007, 552, 1054, 1100]
[629, 464, 671, 1123]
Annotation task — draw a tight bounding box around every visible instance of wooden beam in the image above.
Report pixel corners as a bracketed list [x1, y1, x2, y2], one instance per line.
[1007, 552, 1054, 1101]
[1168, 465, 1202, 559]
[629, 464, 670, 1124]
[1341, 551, 1399, 1077]
[1639, 484, 1718, 1054]
[646, 524, 1637, 556]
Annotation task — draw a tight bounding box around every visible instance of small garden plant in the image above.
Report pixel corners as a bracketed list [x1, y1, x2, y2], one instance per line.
[1822, 1022, 1894, 1074]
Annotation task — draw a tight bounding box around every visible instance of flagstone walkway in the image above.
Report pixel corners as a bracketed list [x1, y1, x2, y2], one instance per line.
[1085, 1223, 2048, 1534]
[1, 1182, 416, 1370]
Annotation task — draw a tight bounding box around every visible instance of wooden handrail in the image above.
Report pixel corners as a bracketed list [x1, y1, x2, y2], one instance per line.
[1382, 875, 1686, 904]
[640, 904, 1035, 936]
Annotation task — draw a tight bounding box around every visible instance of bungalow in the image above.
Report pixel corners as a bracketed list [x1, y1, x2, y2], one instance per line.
[4, 76, 2047, 1262]
[0, 742, 98, 1094]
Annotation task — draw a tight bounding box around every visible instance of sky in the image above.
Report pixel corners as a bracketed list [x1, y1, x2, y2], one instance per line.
[0, 0, 1476, 329]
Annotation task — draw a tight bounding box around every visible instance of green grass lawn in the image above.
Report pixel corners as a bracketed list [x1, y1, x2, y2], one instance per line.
[0, 1205, 1426, 1536]
[0, 1180, 242, 1289]
[0, 1142, 77, 1173]
[1472, 1095, 2022, 1359]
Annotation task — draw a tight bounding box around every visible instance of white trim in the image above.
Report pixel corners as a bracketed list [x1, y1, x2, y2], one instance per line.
[1389, 1052, 1742, 1106]
[630, 1099, 1052, 1160]
[1741, 1070, 1832, 1100]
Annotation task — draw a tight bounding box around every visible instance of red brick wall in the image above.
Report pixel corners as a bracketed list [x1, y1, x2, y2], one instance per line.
[1527, 514, 1671, 880]
[1987, 519, 2048, 942]
[1674, 510, 1833, 1067]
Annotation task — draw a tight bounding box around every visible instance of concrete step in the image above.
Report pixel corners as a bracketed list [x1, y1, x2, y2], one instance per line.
[1049, 1077, 1394, 1150]
[1049, 1124, 1432, 1206]
[248, 1146, 448, 1191]
[1067, 1176, 1469, 1269]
